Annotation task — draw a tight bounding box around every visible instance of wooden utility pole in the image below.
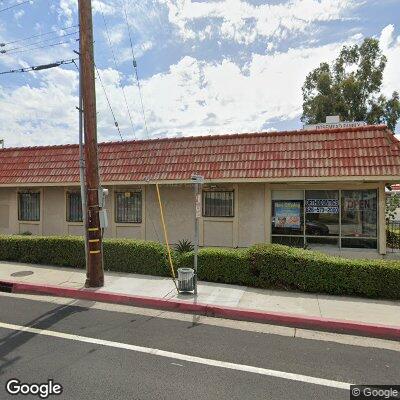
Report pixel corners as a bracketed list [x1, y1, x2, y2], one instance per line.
[78, 0, 104, 287]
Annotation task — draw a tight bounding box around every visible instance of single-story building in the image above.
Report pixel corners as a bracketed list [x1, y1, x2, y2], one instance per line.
[0, 124, 399, 256]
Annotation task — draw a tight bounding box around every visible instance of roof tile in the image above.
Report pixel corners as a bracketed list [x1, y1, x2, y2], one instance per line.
[0, 125, 399, 184]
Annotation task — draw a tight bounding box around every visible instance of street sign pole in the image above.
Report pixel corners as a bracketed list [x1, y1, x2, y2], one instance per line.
[192, 175, 204, 296]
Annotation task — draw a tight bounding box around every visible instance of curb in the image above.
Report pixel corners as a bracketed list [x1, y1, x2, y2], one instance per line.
[2, 279, 400, 341]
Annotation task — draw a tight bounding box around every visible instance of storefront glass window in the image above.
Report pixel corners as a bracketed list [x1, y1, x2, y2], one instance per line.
[271, 189, 378, 250]
[341, 190, 377, 238]
[305, 190, 339, 237]
[341, 189, 377, 249]
[271, 191, 303, 237]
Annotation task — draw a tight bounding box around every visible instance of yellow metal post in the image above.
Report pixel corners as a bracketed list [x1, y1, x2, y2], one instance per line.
[155, 184, 177, 286]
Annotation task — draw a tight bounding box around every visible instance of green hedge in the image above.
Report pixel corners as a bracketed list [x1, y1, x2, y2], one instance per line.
[178, 247, 249, 285]
[0, 236, 399, 299]
[248, 244, 400, 299]
[0, 235, 171, 276]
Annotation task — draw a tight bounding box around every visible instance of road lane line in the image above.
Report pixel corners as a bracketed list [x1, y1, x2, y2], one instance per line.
[0, 321, 350, 390]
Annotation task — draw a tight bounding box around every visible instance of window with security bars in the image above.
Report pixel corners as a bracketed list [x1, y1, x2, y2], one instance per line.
[115, 191, 142, 223]
[18, 192, 40, 221]
[202, 191, 234, 217]
[67, 192, 83, 222]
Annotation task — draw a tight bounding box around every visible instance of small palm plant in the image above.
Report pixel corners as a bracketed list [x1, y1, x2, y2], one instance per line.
[174, 239, 194, 254]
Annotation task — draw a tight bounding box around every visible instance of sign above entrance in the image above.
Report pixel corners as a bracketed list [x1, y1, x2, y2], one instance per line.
[303, 121, 366, 130]
[305, 199, 339, 214]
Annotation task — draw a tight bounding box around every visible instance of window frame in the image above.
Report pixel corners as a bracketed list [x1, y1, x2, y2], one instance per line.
[66, 191, 83, 223]
[202, 190, 235, 218]
[270, 188, 378, 249]
[114, 190, 142, 224]
[18, 191, 40, 222]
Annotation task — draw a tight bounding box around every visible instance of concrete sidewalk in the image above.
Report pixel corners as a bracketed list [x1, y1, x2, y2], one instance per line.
[0, 261, 400, 339]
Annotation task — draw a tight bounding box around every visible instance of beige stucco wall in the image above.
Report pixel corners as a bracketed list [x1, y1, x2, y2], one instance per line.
[0, 181, 387, 253]
[237, 183, 266, 247]
[43, 187, 65, 236]
[0, 188, 17, 235]
[145, 185, 195, 244]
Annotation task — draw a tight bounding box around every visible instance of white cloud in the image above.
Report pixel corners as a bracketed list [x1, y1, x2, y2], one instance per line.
[380, 24, 400, 97]
[57, 0, 116, 26]
[1, 24, 399, 147]
[160, 0, 361, 44]
[14, 10, 25, 20]
[0, 68, 79, 147]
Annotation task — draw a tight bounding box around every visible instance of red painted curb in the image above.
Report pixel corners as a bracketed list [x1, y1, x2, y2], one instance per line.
[2, 279, 400, 340]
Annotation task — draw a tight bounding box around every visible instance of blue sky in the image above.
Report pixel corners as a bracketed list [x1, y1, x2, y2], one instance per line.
[0, 0, 399, 147]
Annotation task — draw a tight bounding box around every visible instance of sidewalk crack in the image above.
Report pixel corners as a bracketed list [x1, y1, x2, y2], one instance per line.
[316, 294, 323, 318]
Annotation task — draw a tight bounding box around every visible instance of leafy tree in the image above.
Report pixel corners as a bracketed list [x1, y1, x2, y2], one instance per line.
[302, 38, 400, 131]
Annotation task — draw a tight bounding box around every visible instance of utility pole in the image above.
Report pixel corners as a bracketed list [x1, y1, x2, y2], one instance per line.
[78, 0, 104, 287]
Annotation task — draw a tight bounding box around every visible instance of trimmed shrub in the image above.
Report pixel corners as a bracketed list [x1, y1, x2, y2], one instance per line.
[248, 244, 400, 299]
[0, 236, 399, 299]
[178, 247, 250, 285]
[0, 235, 85, 268]
[103, 239, 170, 276]
[0, 235, 171, 276]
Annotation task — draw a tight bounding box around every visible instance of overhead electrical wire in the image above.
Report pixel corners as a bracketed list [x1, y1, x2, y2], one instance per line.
[1, 39, 75, 55]
[0, 24, 78, 47]
[1, 31, 78, 54]
[120, 2, 171, 265]
[122, 1, 150, 140]
[94, 64, 124, 141]
[0, 58, 77, 75]
[98, 2, 137, 140]
[0, 0, 31, 13]
[71, 58, 124, 142]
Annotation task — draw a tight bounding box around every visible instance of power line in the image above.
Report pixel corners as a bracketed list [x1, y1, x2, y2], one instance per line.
[0, 58, 78, 75]
[72, 57, 123, 141]
[0, 0, 31, 13]
[94, 64, 124, 141]
[2, 39, 76, 55]
[98, 2, 136, 140]
[0, 24, 78, 47]
[122, 1, 150, 140]
[1, 31, 78, 54]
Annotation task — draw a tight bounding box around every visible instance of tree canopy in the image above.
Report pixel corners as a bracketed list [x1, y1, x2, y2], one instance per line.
[301, 38, 400, 131]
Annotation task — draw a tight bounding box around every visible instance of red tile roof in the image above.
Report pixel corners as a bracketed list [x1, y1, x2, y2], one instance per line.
[0, 125, 399, 185]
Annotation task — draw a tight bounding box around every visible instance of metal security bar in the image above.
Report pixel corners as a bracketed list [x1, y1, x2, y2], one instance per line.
[202, 191, 234, 217]
[115, 191, 142, 223]
[67, 192, 83, 222]
[18, 192, 40, 221]
[387, 220, 400, 252]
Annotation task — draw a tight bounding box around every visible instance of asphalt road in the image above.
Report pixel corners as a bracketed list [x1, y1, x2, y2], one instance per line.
[0, 293, 399, 400]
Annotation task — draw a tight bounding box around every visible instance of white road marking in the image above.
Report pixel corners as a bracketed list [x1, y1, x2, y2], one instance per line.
[0, 321, 350, 390]
[171, 362, 184, 367]
[1, 292, 399, 352]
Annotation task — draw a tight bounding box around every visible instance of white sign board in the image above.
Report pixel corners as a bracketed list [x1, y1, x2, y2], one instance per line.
[303, 121, 366, 130]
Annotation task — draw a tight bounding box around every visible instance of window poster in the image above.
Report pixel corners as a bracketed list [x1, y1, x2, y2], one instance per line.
[274, 201, 301, 229]
[305, 199, 339, 214]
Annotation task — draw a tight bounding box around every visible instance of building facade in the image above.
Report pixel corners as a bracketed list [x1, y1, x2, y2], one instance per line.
[0, 124, 399, 255]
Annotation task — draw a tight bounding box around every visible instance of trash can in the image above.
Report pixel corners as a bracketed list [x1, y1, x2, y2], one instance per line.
[177, 268, 194, 292]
